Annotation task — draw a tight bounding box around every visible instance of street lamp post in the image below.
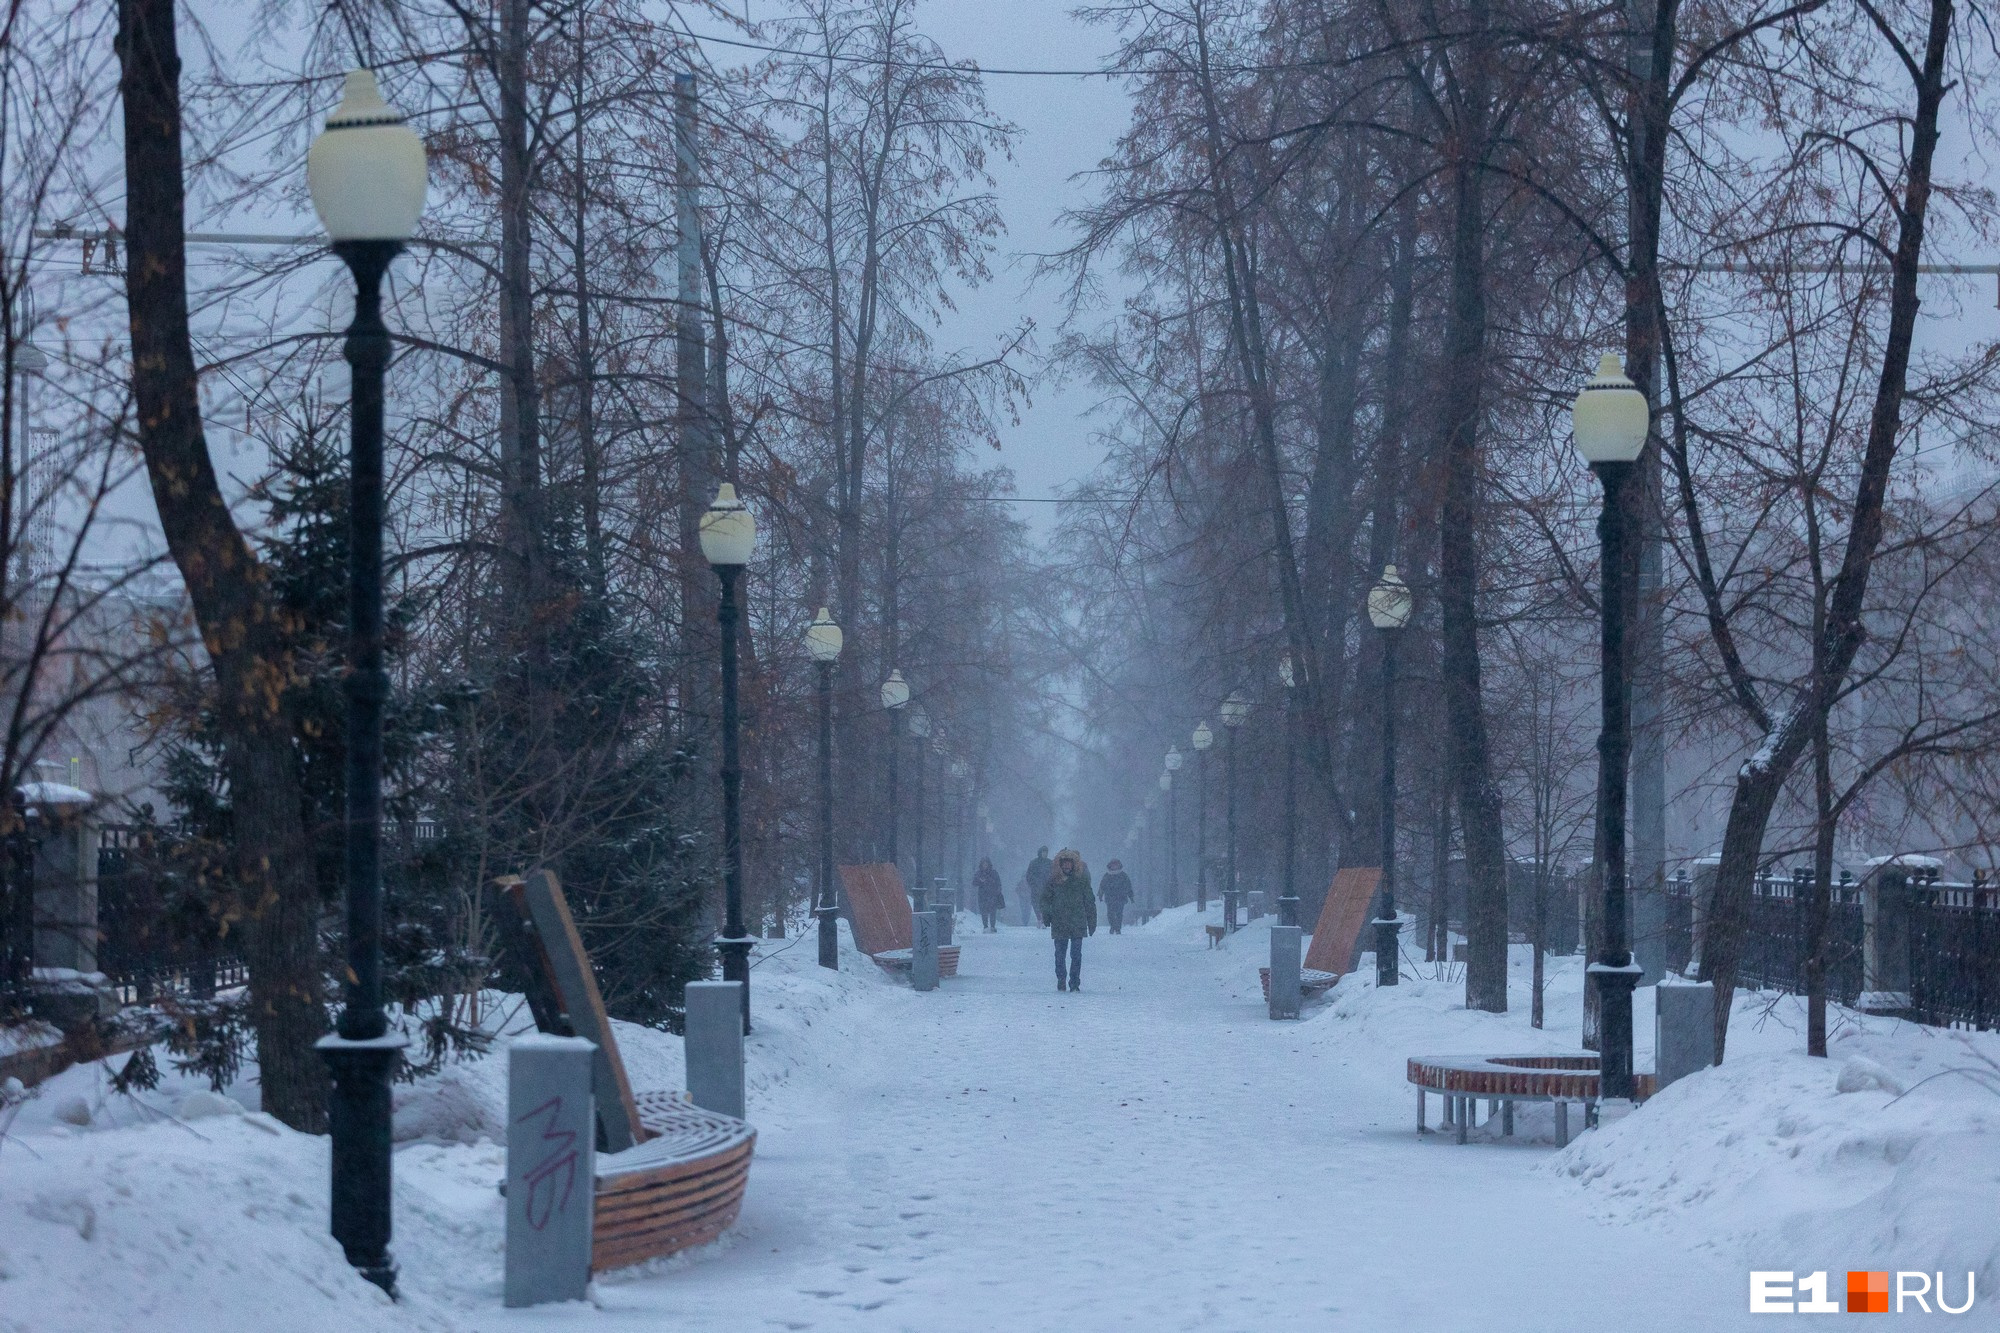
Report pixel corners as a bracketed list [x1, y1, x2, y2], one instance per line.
[1368, 566, 1413, 987]
[1157, 770, 1173, 913]
[1277, 653, 1300, 927]
[1192, 721, 1213, 911]
[1220, 691, 1249, 931]
[1164, 745, 1183, 907]
[1573, 353, 1651, 1100]
[806, 609, 843, 970]
[701, 483, 758, 1034]
[907, 704, 930, 889]
[307, 68, 426, 1299]
[880, 670, 908, 862]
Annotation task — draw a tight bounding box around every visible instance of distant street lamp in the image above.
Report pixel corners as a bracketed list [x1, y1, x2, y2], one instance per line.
[700, 482, 758, 1034]
[806, 608, 843, 970]
[307, 67, 426, 1299]
[1368, 565, 1413, 987]
[1157, 769, 1173, 912]
[1192, 720, 1213, 911]
[1164, 745, 1183, 906]
[1573, 352, 1651, 1100]
[1220, 691, 1249, 931]
[1277, 652, 1300, 927]
[880, 670, 908, 862]
[907, 703, 931, 888]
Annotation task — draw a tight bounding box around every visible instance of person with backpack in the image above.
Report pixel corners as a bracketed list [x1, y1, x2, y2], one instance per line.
[974, 857, 1005, 932]
[1098, 859, 1134, 934]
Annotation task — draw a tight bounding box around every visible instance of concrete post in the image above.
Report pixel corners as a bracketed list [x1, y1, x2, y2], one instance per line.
[933, 877, 954, 945]
[683, 980, 746, 1120]
[1269, 925, 1302, 1019]
[31, 799, 98, 974]
[1860, 865, 1914, 1013]
[505, 1035, 596, 1308]
[911, 907, 939, 991]
[1654, 978, 1715, 1089]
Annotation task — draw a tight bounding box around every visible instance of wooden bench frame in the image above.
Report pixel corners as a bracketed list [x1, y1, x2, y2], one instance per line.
[1405, 1053, 1656, 1147]
[1255, 867, 1382, 1002]
[494, 870, 755, 1269]
[839, 863, 961, 979]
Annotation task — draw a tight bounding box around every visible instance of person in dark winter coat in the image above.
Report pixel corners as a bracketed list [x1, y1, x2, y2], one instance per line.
[974, 857, 1005, 932]
[1023, 847, 1055, 925]
[1037, 848, 1096, 992]
[1098, 860, 1134, 934]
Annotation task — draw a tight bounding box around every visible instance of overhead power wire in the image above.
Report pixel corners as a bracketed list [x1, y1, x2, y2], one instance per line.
[679, 28, 1390, 79]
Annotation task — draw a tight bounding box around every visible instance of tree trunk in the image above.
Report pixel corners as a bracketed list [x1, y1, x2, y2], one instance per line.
[1434, 1, 1508, 1012]
[1698, 0, 1952, 1058]
[117, 0, 325, 1129]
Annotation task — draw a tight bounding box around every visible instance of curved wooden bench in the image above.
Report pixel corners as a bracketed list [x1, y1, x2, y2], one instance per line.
[1257, 966, 1339, 1001]
[592, 1091, 756, 1271]
[869, 945, 961, 978]
[1406, 1054, 1657, 1146]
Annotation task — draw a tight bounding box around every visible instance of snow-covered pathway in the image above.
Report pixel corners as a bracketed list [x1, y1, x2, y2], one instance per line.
[557, 918, 1766, 1333]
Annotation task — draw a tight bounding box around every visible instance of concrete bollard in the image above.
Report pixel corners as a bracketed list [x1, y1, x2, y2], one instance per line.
[1860, 866, 1915, 1013]
[933, 879, 955, 945]
[1269, 925, 1302, 1020]
[911, 907, 940, 991]
[505, 1034, 597, 1308]
[683, 981, 746, 1120]
[1654, 979, 1716, 1090]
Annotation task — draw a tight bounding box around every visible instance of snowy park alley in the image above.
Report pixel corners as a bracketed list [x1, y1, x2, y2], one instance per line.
[6, 907, 1996, 1333]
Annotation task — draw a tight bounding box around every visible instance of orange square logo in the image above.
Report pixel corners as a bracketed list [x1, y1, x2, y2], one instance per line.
[1848, 1271, 1890, 1313]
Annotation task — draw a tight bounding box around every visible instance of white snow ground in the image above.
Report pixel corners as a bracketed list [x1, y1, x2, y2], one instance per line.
[3, 903, 1996, 1332]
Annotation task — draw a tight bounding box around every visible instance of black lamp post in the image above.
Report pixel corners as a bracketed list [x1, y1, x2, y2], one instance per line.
[1192, 721, 1212, 911]
[308, 68, 426, 1299]
[1573, 353, 1651, 1100]
[907, 703, 930, 889]
[880, 670, 908, 862]
[1277, 654, 1300, 927]
[1368, 565, 1413, 986]
[701, 483, 758, 1033]
[1164, 745, 1182, 906]
[1220, 691, 1248, 931]
[806, 608, 842, 969]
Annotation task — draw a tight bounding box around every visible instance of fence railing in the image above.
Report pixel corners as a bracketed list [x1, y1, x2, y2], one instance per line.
[1665, 868, 1997, 1030]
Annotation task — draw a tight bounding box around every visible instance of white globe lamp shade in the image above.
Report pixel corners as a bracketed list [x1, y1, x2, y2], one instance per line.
[805, 607, 843, 663]
[880, 670, 909, 711]
[307, 70, 427, 243]
[1368, 564, 1413, 630]
[1571, 353, 1650, 465]
[1221, 691, 1249, 728]
[1165, 744, 1183, 772]
[1192, 721, 1213, 752]
[698, 483, 756, 567]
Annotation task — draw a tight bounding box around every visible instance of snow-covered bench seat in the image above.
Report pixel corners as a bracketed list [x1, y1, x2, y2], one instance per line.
[593, 1091, 756, 1271]
[868, 945, 961, 979]
[1406, 1054, 1657, 1147]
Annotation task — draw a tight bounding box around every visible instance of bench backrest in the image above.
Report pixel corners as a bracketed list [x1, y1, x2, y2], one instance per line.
[838, 862, 911, 955]
[495, 869, 646, 1152]
[1304, 866, 1382, 975]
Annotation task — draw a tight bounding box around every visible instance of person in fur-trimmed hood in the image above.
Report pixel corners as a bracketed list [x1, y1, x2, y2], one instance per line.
[1038, 848, 1095, 992]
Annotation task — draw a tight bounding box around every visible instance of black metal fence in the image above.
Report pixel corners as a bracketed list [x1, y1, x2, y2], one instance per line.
[1664, 867, 1999, 1030]
[1911, 877, 2000, 1030]
[96, 823, 247, 1003]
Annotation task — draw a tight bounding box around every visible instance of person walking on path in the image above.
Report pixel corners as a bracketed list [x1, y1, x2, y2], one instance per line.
[1098, 860, 1134, 934]
[1038, 848, 1096, 992]
[974, 857, 1005, 932]
[1023, 846, 1054, 926]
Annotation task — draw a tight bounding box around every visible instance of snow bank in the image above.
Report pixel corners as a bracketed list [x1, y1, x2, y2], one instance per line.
[0, 924, 902, 1332]
[1549, 996, 2000, 1292]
